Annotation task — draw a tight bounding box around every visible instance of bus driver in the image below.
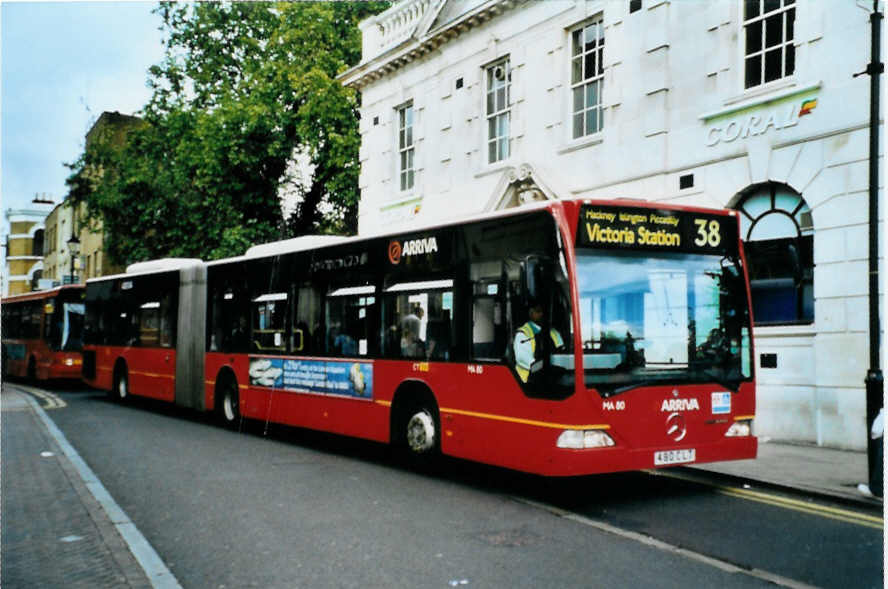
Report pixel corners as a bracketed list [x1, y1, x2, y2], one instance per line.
[513, 301, 564, 383]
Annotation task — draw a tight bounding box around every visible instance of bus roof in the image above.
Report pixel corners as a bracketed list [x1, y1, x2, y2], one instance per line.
[86, 258, 203, 285]
[1, 284, 84, 304]
[86, 198, 741, 277]
[125, 258, 203, 274]
[244, 235, 348, 258]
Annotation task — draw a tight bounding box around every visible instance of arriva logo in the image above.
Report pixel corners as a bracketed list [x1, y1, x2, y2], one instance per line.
[389, 236, 438, 264]
[661, 398, 700, 412]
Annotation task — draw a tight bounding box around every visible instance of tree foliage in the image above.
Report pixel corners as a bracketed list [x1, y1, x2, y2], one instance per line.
[67, 1, 388, 265]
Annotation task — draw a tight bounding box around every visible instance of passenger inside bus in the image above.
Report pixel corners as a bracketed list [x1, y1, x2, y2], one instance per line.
[400, 304, 425, 358]
[425, 302, 451, 360]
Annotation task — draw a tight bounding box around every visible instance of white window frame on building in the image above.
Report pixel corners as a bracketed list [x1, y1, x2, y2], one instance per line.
[485, 58, 512, 164]
[743, 0, 796, 90]
[569, 15, 605, 140]
[397, 102, 415, 192]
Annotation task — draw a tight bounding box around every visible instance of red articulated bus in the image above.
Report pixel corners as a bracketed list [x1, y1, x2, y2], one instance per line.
[2, 285, 86, 381]
[82, 199, 756, 476]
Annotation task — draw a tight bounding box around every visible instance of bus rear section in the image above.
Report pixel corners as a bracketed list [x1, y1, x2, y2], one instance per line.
[82, 260, 205, 408]
[1, 286, 85, 381]
[531, 200, 757, 475]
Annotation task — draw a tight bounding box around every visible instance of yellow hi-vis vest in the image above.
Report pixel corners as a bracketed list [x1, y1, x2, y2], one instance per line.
[514, 322, 564, 383]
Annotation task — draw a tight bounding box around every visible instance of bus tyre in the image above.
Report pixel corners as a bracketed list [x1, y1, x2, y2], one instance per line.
[406, 409, 437, 454]
[217, 377, 240, 429]
[399, 401, 440, 468]
[114, 367, 129, 402]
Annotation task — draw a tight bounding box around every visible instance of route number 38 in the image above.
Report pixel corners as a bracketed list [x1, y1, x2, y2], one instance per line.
[694, 219, 721, 247]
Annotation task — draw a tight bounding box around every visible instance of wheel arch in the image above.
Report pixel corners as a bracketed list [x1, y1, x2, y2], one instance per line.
[213, 365, 238, 412]
[112, 357, 128, 382]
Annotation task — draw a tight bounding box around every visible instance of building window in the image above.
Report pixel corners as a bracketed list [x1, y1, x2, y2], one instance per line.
[397, 103, 415, 191]
[32, 229, 44, 257]
[570, 17, 605, 139]
[485, 59, 511, 164]
[734, 182, 813, 325]
[743, 0, 796, 89]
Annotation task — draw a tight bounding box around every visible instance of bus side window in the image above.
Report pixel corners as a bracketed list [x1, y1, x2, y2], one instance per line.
[294, 285, 322, 355]
[44, 299, 54, 341]
[470, 264, 505, 360]
[382, 279, 454, 361]
[252, 293, 287, 352]
[139, 300, 161, 347]
[208, 269, 249, 354]
[326, 285, 377, 357]
[159, 293, 174, 348]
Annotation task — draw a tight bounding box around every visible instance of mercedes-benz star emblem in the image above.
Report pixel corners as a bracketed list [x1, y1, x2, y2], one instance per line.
[666, 412, 687, 442]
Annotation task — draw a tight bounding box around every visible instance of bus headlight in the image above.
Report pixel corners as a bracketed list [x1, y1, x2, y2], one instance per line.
[557, 429, 615, 449]
[725, 420, 752, 437]
[65, 358, 74, 366]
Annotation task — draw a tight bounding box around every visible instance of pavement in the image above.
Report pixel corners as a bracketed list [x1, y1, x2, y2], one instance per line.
[1, 384, 174, 589]
[688, 437, 884, 508]
[1, 383, 883, 588]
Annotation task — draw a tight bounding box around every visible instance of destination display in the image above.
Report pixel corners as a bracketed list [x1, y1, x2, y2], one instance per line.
[248, 357, 373, 400]
[576, 204, 738, 255]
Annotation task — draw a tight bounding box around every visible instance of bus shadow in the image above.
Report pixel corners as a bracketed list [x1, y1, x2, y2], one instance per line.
[82, 391, 710, 514]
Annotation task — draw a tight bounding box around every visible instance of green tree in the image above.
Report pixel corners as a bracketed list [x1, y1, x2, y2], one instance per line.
[67, 1, 388, 265]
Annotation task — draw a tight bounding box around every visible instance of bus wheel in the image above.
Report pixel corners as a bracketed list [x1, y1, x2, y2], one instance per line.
[397, 399, 441, 471]
[406, 408, 438, 455]
[217, 376, 240, 429]
[114, 367, 129, 402]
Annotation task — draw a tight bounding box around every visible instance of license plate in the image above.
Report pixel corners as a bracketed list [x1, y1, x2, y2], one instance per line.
[654, 448, 696, 466]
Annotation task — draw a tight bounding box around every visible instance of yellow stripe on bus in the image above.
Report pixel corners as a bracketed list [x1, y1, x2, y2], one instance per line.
[373, 400, 605, 431]
[130, 371, 175, 380]
[441, 407, 609, 431]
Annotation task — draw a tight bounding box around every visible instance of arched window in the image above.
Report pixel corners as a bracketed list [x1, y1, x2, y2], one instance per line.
[734, 182, 813, 325]
[30, 269, 43, 292]
[32, 229, 44, 257]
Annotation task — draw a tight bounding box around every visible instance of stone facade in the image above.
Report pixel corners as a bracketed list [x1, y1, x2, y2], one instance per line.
[42, 200, 77, 285]
[3, 205, 53, 296]
[341, 0, 884, 450]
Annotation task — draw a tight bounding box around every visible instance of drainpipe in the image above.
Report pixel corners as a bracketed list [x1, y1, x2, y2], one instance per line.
[858, 0, 883, 497]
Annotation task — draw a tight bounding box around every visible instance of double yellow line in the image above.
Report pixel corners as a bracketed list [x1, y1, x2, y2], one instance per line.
[26, 388, 67, 410]
[717, 485, 883, 530]
[652, 468, 882, 530]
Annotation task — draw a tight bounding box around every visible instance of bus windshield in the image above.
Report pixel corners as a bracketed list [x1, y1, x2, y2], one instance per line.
[575, 249, 752, 396]
[49, 301, 85, 351]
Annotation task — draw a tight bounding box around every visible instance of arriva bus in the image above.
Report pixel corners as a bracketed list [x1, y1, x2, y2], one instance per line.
[81, 200, 756, 475]
[2, 285, 85, 381]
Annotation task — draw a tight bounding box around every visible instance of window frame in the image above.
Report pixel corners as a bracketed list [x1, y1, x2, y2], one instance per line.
[568, 16, 606, 141]
[485, 57, 512, 165]
[396, 102, 415, 192]
[742, 0, 796, 91]
[734, 182, 813, 326]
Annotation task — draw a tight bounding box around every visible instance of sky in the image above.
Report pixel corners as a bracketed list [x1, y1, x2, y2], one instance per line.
[2, 1, 165, 214]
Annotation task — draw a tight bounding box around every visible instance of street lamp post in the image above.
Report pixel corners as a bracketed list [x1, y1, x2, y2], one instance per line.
[67, 234, 80, 284]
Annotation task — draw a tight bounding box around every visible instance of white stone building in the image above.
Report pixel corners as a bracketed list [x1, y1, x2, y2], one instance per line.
[340, 0, 884, 450]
